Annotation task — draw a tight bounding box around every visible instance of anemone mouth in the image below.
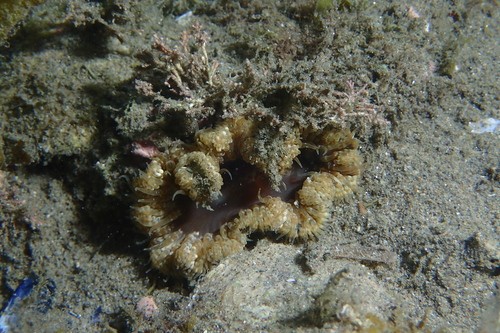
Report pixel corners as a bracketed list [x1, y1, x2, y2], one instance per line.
[171, 157, 312, 236]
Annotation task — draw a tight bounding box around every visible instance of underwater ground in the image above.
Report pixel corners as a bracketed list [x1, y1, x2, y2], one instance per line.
[0, 1, 498, 332]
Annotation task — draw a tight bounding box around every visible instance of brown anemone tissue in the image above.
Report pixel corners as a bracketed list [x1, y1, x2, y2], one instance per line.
[133, 116, 361, 280]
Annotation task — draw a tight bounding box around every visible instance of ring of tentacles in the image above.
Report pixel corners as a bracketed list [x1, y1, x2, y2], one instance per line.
[133, 117, 361, 280]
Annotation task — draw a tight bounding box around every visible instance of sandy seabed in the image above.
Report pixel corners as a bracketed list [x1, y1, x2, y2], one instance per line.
[0, 1, 498, 332]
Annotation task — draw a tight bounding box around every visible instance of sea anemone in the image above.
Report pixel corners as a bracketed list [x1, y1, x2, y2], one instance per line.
[133, 116, 361, 280]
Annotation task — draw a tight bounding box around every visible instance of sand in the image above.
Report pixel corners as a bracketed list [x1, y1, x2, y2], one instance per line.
[0, 1, 498, 332]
